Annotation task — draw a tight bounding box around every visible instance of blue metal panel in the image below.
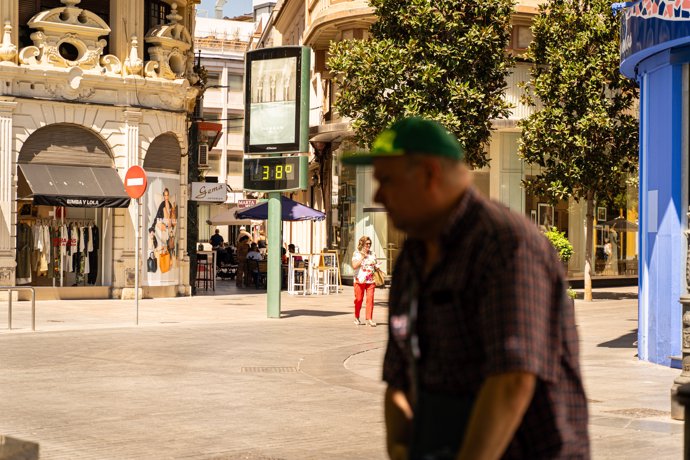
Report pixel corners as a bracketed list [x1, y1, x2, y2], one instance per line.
[620, 1, 690, 78]
[639, 73, 649, 361]
[637, 60, 684, 365]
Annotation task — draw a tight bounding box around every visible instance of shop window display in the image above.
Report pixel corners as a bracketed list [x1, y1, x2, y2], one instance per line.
[16, 203, 105, 287]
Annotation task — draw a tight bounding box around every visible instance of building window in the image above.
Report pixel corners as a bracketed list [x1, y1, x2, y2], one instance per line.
[206, 72, 221, 87]
[512, 25, 533, 51]
[227, 118, 243, 134]
[227, 74, 243, 92]
[144, 0, 171, 61]
[228, 156, 242, 174]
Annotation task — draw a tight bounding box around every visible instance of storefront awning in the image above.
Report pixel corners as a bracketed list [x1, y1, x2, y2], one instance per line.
[18, 164, 131, 208]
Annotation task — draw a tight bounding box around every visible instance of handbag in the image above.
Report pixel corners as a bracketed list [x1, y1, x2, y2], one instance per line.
[147, 252, 157, 273]
[373, 267, 386, 287]
[159, 250, 171, 274]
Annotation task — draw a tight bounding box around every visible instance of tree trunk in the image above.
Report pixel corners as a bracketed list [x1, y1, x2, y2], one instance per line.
[584, 194, 595, 301]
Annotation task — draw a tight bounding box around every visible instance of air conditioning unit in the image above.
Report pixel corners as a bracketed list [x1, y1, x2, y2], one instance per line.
[198, 143, 209, 169]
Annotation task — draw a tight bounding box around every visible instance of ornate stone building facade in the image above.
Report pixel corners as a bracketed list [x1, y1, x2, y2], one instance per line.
[0, 0, 201, 299]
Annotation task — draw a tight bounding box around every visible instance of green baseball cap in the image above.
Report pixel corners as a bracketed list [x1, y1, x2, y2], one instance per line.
[341, 116, 464, 165]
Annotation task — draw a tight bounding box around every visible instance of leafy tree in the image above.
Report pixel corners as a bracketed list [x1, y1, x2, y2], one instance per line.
[327, 0, 515, 168]
[519, 0, 638, 301]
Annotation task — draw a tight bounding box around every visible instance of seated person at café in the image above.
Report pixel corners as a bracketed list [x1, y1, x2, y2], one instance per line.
[210, 229, 224, 248]
[257, 231, 267, 249]
[215, 242, 232, 268]
[281, 247, 288, 265]
[246, 243, 265, 288]
[288, 244, 302, 262]
[247, 243, 262, 261]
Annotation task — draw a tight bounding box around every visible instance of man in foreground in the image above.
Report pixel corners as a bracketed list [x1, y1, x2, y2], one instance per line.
[342, 117, 589, 459]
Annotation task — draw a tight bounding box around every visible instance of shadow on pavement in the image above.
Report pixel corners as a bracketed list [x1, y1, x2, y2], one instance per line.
[280, 309, 347, 318]
[597, 329, 638, 348]
[574, 291, 638, 300]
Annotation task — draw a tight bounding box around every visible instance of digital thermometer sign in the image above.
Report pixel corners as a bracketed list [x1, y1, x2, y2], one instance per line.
[243, 156, 307, 192]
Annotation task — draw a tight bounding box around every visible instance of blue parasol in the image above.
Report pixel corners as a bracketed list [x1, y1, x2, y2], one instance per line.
[234, 196, 326, 221]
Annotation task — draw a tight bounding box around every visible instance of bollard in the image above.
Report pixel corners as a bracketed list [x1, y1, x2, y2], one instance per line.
[674, 383, 690, 459]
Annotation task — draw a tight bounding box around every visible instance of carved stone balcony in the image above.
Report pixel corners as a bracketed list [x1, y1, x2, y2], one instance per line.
[0, 0, 200, 112]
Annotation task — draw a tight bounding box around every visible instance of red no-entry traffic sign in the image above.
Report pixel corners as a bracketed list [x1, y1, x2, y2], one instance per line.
[124, 166, 148, 199]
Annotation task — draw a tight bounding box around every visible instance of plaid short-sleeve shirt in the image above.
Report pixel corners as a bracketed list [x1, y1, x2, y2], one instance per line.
[383, 187, 589, 459]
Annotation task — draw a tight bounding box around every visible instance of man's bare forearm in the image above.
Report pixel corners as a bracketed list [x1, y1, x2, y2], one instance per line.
[456, 372, 536, 460]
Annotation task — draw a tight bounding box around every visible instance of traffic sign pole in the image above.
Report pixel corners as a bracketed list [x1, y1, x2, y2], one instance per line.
[135, 198, 140, 325]
[267, 192, 281, 318]
[124, 166, 148, 326]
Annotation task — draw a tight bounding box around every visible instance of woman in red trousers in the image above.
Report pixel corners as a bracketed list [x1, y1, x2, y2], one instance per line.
[351, 236, 379, 327]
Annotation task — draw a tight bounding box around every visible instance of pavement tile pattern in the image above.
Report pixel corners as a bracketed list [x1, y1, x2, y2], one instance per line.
[0, 283, 683, 459]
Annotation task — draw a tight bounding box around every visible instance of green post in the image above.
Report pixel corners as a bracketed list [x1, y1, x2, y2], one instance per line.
[267, 192, 282, 318]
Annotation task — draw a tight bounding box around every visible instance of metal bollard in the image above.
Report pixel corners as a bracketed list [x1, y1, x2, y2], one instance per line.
[3, 287, 36, 331]
[674, 383, 690, 459]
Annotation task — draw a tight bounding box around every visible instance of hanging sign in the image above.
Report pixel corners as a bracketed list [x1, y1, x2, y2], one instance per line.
[190, 182, 227, 202]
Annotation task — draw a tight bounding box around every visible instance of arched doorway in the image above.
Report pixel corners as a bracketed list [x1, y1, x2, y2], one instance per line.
[16, 124, 129, 289]
[142, 133, 182, 287]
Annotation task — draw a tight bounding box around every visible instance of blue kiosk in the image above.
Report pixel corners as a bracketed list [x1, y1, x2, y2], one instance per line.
[619, 0, 690, 417]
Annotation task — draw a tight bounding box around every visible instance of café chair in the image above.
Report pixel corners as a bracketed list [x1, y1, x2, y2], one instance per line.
[310, 254, 333, 295]
[287, 254, 308, 295]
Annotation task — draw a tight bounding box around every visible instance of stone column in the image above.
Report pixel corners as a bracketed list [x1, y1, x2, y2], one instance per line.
[0, 99, 17, 284]
[115, 109, 141, 298]
[124, 109, 141, 255]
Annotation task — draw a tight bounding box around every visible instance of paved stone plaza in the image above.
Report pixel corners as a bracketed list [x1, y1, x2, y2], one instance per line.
[0, 284, 683, 459]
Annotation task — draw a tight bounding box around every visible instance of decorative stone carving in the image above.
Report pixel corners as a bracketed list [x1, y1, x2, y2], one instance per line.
[139, 90, 184, 110]
[101, 55, 121, 74]
[18, 47, 40, 65]
[0, 267, 13, 283]
[0, 22, 18, 64]
[185, 86, 201, 112]
[123, 36, 143, 77]
[20, 0, 119, 73]
[185, 50, 200, 85]
[144, 3, 194, 81]
[144, 61, 159, 79]
[45, 82, 95, 101]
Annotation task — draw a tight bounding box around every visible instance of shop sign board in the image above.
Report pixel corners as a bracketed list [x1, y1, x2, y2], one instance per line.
[124, 166, 148, 199]
[238, 199, 257, 208]
[190, 182, 227, 202]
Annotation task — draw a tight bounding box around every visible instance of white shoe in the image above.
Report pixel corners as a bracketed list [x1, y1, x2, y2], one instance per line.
[367, 320, 377, 327]
[354, 318, 362, 325]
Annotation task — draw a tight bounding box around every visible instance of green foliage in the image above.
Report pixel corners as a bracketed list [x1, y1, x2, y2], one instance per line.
[544, 227, 574, 263]
[518, 0, 639, 205]
[327, 0, 515, 168]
